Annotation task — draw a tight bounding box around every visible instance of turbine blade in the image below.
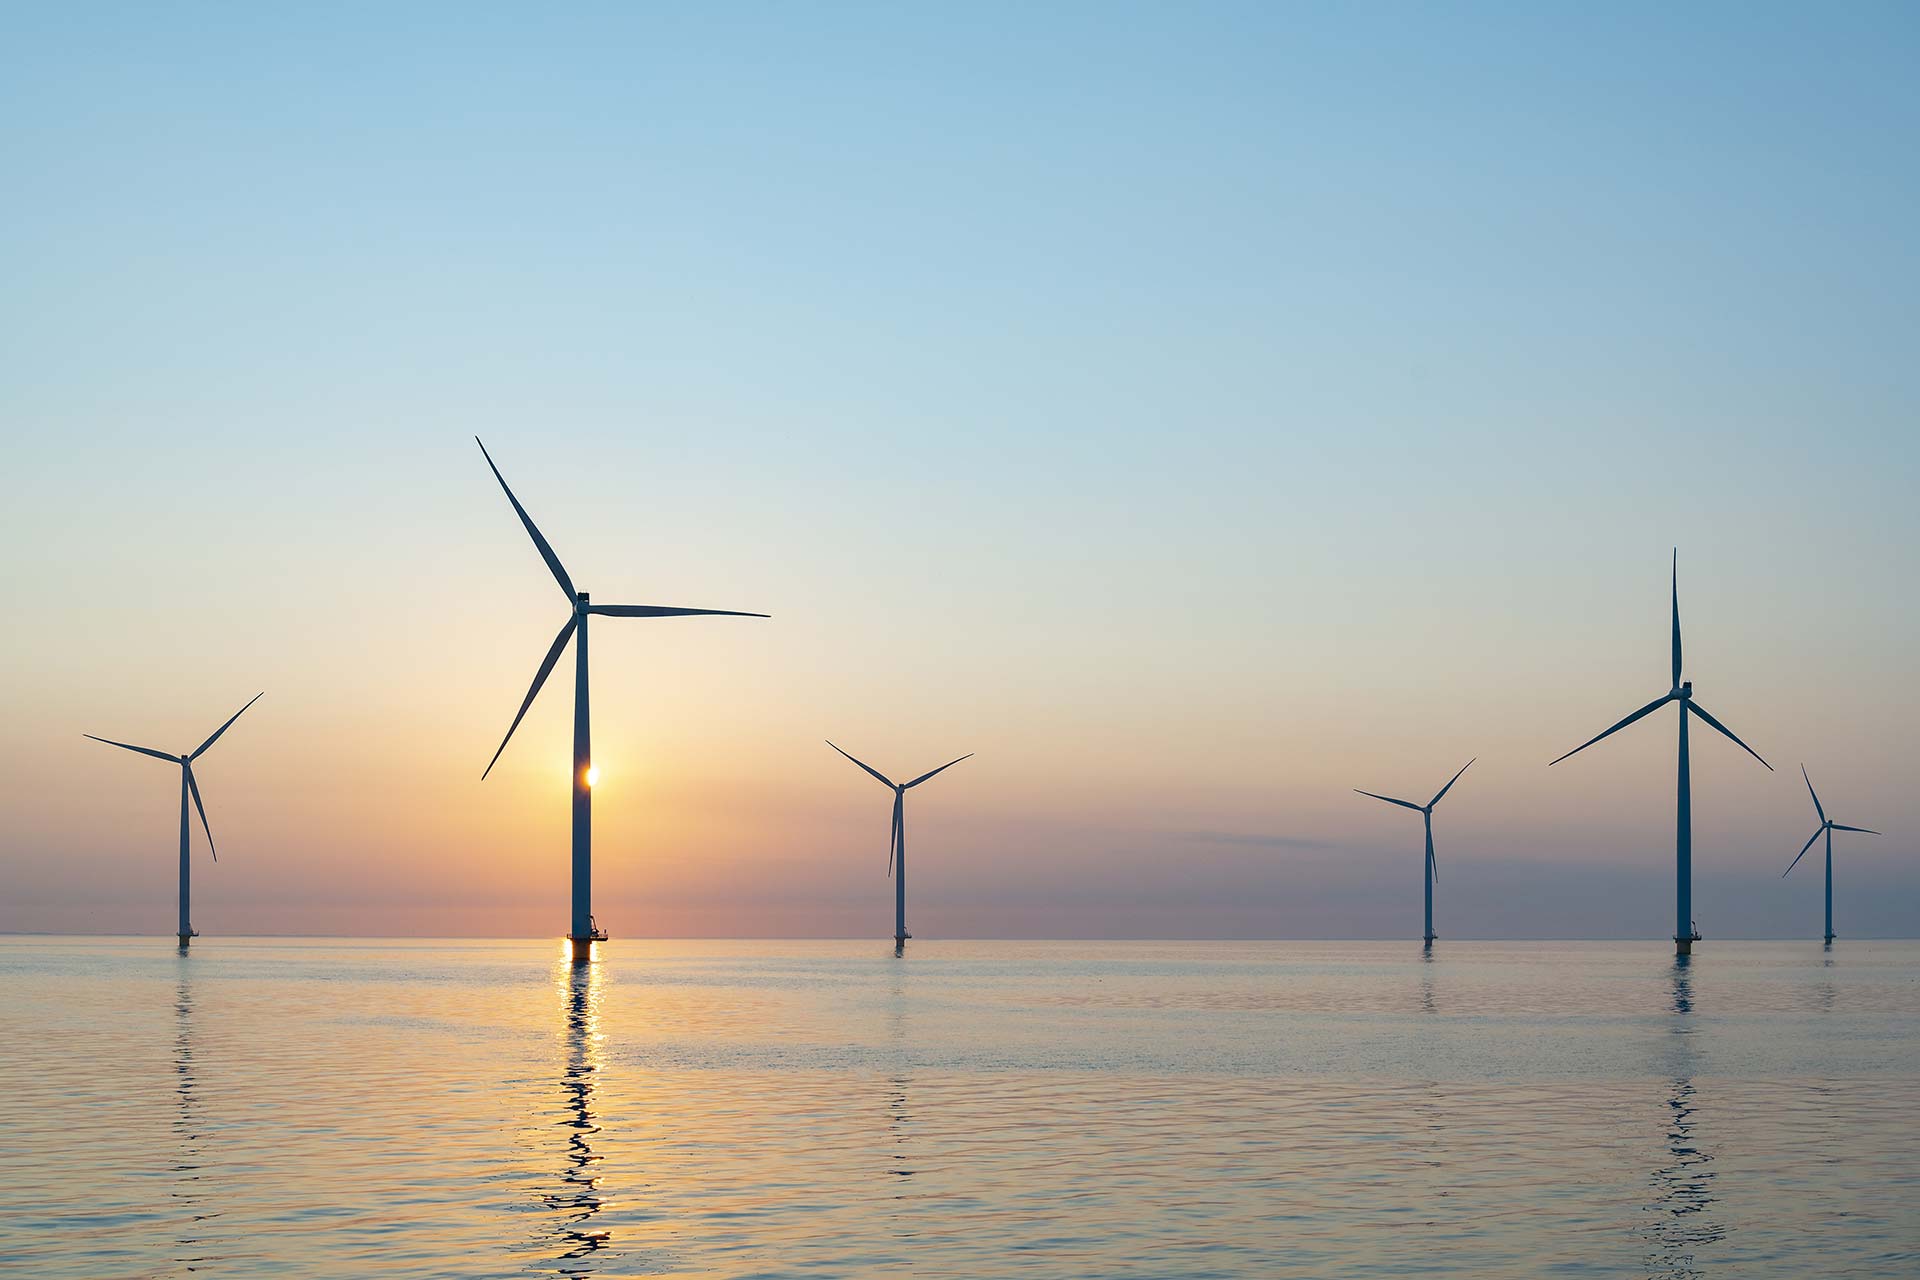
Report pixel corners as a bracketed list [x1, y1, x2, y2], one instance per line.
[185, 764, 216, 862]
[1686, 701, 1773, 771]
[905, 753, 973, 789]
[1353, 788, 1422, 812]
[1429, 758, 1475, 808]
[588, 604, 770, 619]
[888, 793, 902, 877]
[83, 735, 179, 764]
[1548, 694, 1673, 767]
[1801, 764, 1826, 824]
[191, 691, 264, 760]
[1671, 548, 1682, 688]
[1783, 827, 1822, 876]
[826, 741, 895, 789]
[475, 437, 576, 602]
[1831, 824, 1880, 835]
[482, 614, 577, 780]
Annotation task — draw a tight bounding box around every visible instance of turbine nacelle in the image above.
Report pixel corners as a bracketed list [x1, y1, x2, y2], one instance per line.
[1674, 680, 1693, 700]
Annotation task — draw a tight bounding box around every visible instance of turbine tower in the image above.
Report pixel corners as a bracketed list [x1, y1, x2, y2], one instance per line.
[1550, 551, 1771, 955]
[827, 741, 971, 953]
[85, 692, 263, 948]
[1783, 765, 1878, 946]
[1354, 758, 1473, 946]
[476, 438, 767, 962]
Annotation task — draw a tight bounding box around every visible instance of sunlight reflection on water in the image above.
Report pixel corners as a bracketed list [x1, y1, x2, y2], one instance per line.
[2, 939, 1917, 1278]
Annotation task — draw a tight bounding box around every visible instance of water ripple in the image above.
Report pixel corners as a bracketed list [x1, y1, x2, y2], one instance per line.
[1, 938, 1916, 1277]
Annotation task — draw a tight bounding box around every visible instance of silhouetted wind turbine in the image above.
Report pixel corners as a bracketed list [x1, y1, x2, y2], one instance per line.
[85, 692, 263, 948]
[1783, 765, 1878, 946]
[1355, 758, 1473, 947]
[476, 437, 767, 961]
[1550, 551, 1771, 955]
[827, 741, 971, 953]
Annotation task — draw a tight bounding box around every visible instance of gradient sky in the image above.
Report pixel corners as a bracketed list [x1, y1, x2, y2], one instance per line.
[4, 3, 1918, 938]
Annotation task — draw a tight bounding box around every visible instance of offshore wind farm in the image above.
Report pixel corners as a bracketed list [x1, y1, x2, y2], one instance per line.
[474, 437, 767, 961]
[83, 693, 263, 948]
[5, 4, 1920, 1278]
[1785, 766, 1880, 945]
[1550, 554, 1774, 955]
[1353, 758, 1473, 947]
[827, 741, 973, 953]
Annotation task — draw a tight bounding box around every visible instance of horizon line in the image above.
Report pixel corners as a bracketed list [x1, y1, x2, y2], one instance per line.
[5, 931, 1916, 943]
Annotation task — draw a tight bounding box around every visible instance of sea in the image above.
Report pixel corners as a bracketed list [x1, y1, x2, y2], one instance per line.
[2, 938, 1915, 1278]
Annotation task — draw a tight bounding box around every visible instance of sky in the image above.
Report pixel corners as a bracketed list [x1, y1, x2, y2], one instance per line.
[3, 2, 1918, 939]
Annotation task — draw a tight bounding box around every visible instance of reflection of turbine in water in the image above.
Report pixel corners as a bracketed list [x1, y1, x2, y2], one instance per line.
[886, 1075, 914, 1186]
[543, 960, 611, 1273]
[171, 970, 223, 1269]
[1814, 951, 1838, 1013]
[1669, 963, 1693, 1017]
[885, 967, 915, 1187]
[1643, 963, 1723, 1280]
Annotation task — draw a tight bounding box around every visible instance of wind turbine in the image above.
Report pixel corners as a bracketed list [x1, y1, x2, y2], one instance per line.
[1550, 551, 1772, 955]
[1354, 757, 1473, 946]
[1783, 765, 1878, 946]
[826, 741, 971, 952]
[85, 692, 263, 948]
[475, 437, 767, 961]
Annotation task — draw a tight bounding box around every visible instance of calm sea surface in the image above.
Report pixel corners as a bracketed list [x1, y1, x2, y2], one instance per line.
[2, 938, 1916, 1278]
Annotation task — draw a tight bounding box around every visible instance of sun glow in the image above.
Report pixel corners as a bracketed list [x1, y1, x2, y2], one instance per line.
[586, 765, 600, 787]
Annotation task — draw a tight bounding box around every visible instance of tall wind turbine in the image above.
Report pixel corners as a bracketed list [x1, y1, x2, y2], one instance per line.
[1550, 551, 1772, 955]
[827, 741, 971, 952]
[85, 692, 263, 948]
[1783, 765, 1878, 946]
[1354, 758, 1473, 946]
[476, 437, 767, 961]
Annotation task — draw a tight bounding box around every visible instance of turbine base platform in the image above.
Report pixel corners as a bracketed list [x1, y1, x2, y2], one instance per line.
[177, 934, 194, 949]
[567, 933, 605, 963]
[1674, 932, 1700, 957]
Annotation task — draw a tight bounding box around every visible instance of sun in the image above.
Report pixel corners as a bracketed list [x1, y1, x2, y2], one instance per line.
[586, 765, 600, 787]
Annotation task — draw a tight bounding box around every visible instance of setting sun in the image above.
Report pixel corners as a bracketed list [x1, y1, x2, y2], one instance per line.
[586, 765, 599, 787]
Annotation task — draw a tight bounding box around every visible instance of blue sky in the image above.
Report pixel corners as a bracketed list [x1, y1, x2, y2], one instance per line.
[3, 3, 1917, 937]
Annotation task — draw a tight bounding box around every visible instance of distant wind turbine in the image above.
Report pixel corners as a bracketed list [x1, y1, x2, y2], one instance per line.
[1783, 766, 1878, 946]
[1550, 551, 1772, 955]
[85, 693, 263, 948]
[1355, 758, 1473, 946]
[475, 437, 767, 960]
[827, 741, 971, 952]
